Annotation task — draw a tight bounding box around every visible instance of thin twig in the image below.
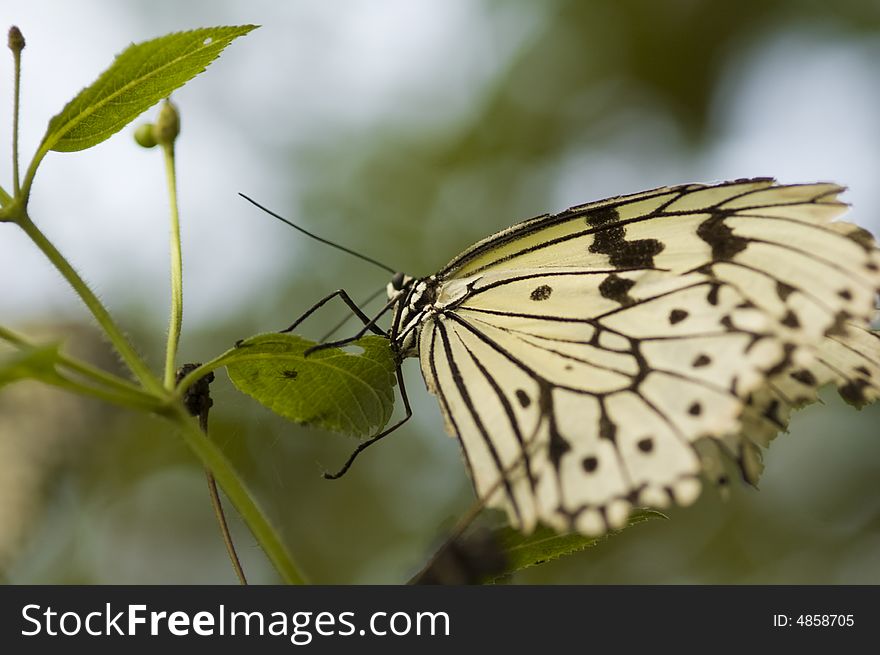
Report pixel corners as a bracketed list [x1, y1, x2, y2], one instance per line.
[200, 411, 247, 585]
[178, 364, 248, 584]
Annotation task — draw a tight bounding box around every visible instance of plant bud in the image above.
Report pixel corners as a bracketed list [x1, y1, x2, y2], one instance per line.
[155, 99, 180, 146]
[134, 123, 158, 148]
[8, 26, 25, 53]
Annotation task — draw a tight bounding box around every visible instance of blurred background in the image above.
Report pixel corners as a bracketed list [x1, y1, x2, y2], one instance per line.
[1, 0, 879, 584]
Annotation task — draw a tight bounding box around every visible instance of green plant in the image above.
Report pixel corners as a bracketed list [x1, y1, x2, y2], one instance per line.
[0, 25, 660, 584]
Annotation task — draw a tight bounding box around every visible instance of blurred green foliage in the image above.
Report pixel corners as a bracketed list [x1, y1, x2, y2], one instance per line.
[3, 0, 880, 583]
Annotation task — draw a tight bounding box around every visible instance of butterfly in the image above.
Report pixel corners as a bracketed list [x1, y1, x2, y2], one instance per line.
[254, 178, 880, 537]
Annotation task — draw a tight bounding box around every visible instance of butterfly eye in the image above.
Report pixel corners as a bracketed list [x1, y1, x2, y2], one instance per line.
[390, 271, 406, 290]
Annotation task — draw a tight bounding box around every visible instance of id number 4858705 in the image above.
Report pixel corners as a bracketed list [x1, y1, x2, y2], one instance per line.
[773, 614, 854, 627]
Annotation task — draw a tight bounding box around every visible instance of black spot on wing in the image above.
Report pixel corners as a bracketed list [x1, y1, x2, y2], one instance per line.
[825, 311, 852, 337]
[691, 354, 711, 368]
[599, 274, 636, 306]
[544, 387, 571, 470]
[669, 309, 689, 324]
[790, 369, 817, 386]
[548, 423, 571, 469]
[530, 284, 553, 301]
[706, 283, 721, 306]
[585, 206, 619, 227]
[688, 402, 702, 416]
[776, 281, 795, 302]
[515, 389, 531, 408]
[697, 213, 749, 260]
[586, 206, 665, 268]
[763, 399, 783, 427]
[765, 343, 798, 377]
[582, 456, 599, 473]
[781, 310, 801, 329]
[637, 437, 654, 453]
[840, 379, 870, 407]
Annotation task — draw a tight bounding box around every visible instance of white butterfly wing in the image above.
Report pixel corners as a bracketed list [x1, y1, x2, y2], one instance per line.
[417, 179, 880, 535]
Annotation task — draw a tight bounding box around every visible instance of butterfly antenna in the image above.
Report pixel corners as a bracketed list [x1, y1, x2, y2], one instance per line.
[238, 193, 397, 275]
[320, 286, 387, 342]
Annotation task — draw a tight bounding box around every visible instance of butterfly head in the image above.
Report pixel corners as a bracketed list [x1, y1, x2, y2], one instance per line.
[389, 274, 442, 357]
[386, 271, 414, 301]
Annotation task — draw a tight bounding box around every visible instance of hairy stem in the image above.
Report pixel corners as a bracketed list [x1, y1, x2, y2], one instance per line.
[50, 374, 164, 412]
[163, 142, 183, 389]
[9, 26, 24, 195]
[0, 324, 155, 403]
[16, 215, 163, 393]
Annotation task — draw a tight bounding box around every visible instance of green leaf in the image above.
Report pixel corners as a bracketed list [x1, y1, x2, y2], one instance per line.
[0, 343, 65, 388]
[487, 509, 667, 582]
[224, 333, 397, 437]
[41, 25, 257, 153]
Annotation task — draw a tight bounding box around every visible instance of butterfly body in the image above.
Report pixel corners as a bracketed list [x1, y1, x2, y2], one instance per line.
[377, 178, 880, 536]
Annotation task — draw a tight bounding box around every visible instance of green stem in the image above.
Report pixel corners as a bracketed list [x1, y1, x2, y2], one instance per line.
[61, 355, 159, 404]
[19, 142, 45, 203]
[0, 324, 161, 408]
[16, 215, 163, 394]
[168, 404, 307, 584]
[163, 142, 183, 389]
[0, 324, 304, 582]
[50, 373, 164, 412]
[10, 29, 22, 196]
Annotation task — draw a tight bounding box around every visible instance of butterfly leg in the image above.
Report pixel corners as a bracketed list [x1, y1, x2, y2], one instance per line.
[280, 288, 387, 336]
[323, 364, 413, 479]
[305, 295, 400, 356]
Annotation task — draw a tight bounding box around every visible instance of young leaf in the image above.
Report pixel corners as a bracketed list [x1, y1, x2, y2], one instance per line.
[0, 343, 64, 388]
[224, 333, 397, 437]
[41, 25, 257, 153]
[487, 509, 667, 582]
